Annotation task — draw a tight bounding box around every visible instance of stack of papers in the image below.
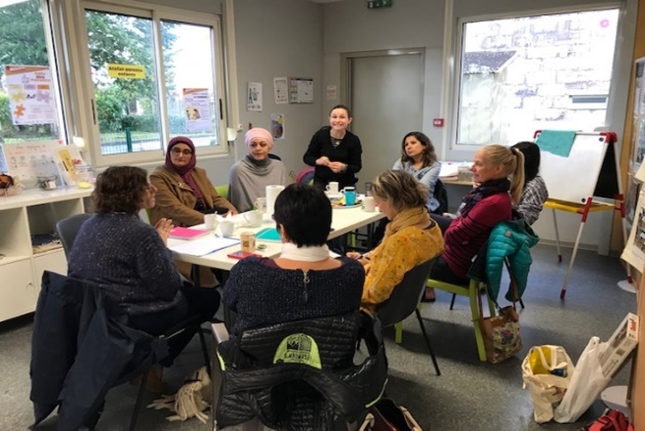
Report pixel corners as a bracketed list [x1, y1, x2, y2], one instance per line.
[169, 236, 240, 256]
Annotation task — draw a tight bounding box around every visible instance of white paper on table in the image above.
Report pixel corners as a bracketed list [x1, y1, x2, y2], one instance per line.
[170, 236, 240, 256]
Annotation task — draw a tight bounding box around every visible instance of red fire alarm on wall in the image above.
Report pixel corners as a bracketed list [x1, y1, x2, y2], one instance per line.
[433, 118, 444, 127]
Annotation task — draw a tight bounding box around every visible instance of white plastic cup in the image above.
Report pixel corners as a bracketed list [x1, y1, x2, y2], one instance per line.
[220, 220, 235, 237]
[363, 196, 376, 212]
[326, 181, 339, 194]
[204, 214, 218, 230]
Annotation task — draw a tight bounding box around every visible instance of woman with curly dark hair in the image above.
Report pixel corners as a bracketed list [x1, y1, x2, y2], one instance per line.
[68, 166, 219, 387]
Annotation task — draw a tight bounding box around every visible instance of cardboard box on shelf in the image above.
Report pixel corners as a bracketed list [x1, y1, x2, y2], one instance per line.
[600, 312, 639, 378]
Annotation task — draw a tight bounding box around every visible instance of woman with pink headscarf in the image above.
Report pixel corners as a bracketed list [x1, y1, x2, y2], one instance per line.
[228, 128, 290, 212]
[149, 136, 237, 228]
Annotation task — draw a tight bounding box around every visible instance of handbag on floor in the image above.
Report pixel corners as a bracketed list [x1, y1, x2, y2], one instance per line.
[478, 283, 522, 363]
[521, 345, 574, 423]
[358, 398, 424, 431]
[582, 409, 634, 431]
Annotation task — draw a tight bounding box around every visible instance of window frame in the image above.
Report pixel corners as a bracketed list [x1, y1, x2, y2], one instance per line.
[72, 0, 228, 168]
[444, 3, 622, 161]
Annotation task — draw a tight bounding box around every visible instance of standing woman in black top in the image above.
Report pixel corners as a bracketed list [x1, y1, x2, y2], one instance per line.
[303, 105, 363, 189]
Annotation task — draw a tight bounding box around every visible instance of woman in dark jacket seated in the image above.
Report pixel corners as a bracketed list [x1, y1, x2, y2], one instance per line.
[68, 166, 219, 387]
[223, 183, 365, 336]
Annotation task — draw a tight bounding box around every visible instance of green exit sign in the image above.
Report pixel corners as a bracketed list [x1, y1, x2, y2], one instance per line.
[368, 0, 392, 9]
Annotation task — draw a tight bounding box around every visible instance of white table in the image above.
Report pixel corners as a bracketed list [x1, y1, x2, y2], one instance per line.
[168, 207, 385, 272]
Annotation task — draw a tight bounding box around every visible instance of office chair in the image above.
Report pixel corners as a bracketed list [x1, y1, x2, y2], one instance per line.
[376, 256, 441, 375]
[55, 213, 93, 255]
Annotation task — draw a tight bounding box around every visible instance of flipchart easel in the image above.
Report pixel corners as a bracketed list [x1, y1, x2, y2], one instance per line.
[535, 131, 630, 299]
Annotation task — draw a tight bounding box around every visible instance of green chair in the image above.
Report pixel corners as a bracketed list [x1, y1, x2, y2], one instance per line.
[425, 277, 496, 362]
[215, 184, 229, 200]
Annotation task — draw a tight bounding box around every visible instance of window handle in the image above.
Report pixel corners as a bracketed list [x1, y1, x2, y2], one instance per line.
[90, 99, 97, 125]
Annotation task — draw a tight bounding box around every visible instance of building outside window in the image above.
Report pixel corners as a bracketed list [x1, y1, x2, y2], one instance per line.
[455, 9, 619, 147]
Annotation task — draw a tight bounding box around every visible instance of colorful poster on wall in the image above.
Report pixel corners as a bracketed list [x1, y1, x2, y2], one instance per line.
[4, 65, 58, 126]
[247, 82, 263, 111]
[182, 88, 212, 133]
[271, 113, 285, 140]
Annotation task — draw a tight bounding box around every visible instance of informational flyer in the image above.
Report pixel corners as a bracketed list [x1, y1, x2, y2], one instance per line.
[1, 141, 60, 184]
[4, 65, 58, 125]
[182, 88, 212, 133]
[271, 113, 285, 140]
[247, 82, 263, 111]
[622, 187, 645, 273]
[326, 84, 337, 100]
[288, 77, 314, 104]
[274, 77, 288, 104]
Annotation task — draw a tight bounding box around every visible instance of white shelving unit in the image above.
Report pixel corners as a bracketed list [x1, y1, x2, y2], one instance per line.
[0, 187, 92, 322]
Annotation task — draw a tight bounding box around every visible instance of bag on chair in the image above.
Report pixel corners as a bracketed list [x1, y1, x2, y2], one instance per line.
[521, 345, 574, 423]
[358, 398, 424, 431]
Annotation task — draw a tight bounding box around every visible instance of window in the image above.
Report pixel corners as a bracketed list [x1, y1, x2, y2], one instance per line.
[454, 9, 619, 148]
[81, 2, 226, 166]
[0, 0, 66, 144]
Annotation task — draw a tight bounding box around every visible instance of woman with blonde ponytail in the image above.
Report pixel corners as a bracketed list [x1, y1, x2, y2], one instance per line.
[428, 144, 524, 287]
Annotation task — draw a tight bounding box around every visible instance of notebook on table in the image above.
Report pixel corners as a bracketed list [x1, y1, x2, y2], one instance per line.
[169, 227, 211, 240]
[255, 227, 282, 242]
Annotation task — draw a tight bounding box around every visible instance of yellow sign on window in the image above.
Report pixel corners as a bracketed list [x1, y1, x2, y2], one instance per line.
[107, 64, 146, 79]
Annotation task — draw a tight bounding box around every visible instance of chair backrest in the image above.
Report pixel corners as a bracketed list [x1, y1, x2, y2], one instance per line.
[433, 178, 448, 215]
[55, 213, 93, 257]
[215, 184, 229, 199]
[267, 153, 282, 161]
[296, 167, 315, 185]
[376, 257, 438, 327]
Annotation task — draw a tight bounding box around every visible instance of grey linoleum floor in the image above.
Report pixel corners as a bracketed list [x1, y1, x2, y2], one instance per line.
[0, 244, 636, 431]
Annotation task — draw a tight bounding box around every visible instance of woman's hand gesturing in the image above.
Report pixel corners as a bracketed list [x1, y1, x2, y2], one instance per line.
[155, 218, 174, 245]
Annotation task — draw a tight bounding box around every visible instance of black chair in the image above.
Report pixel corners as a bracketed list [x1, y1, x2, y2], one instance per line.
[54, 214, 211, 431]
[433, 179, 448, 215]
[376, 257, 441, 376]
[55, 213, 92, 255]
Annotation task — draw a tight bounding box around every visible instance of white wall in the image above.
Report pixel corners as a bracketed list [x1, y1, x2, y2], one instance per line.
[231, 0, 324, 182]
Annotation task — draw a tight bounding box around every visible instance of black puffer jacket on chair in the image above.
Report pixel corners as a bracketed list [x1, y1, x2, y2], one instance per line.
[216, 311, 388, 430]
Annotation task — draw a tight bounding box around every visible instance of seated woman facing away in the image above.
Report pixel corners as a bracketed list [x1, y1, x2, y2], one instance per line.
[511, 141, 548, 225]
[429, 144, 524, 289]
[392, 131, 442, 214]
[347, 170, 444, 313]
[228, 127, 290, 213]
[149, 136, 237, 228]
[222, 183, 365, 336]
[68, 166, 219, 369]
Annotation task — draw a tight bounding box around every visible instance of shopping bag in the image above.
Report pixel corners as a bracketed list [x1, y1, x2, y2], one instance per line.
[478, 288, 522, 363]
[358, 398, 424, 431]
[521, 345, 574, 423]
[553, 337, 612, 423]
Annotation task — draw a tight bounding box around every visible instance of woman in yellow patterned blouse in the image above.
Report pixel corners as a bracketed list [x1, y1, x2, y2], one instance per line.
[347, 170, 444, 313]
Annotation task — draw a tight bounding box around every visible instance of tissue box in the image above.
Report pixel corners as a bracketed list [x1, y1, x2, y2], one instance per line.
[599, 312, 639, 377]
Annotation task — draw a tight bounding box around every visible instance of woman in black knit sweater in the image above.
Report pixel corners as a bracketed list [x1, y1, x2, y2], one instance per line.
[223, 183, 365, 336]
[68, 166, 218, 362]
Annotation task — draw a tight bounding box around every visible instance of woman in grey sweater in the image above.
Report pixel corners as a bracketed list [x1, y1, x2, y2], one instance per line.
[228, 127, 290, 212]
